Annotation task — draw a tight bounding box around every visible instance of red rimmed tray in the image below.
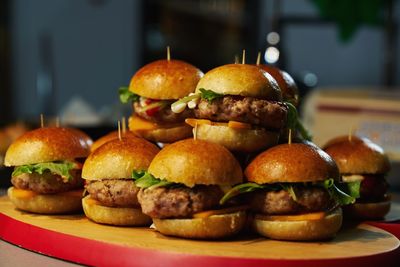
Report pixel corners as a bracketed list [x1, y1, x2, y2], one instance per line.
[0, 197, 399, 267]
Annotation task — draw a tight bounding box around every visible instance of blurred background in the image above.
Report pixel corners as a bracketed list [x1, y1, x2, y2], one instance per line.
[1, 0, 400, 187]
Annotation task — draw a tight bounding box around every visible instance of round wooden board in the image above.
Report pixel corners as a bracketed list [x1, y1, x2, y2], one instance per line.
[0, 197, 399, 267]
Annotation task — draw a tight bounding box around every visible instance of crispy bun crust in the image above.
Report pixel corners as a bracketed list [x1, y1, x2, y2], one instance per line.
[4, 127, 92, 166]
[343, 200, 391, 220]
[91, 131, 138, 152]
[193, 123, 279, 152]
[128, 115, 193, 143]
[253, 208, 343, 241]
[257, 65, 299, 106]
[129, 59, 203, 100]
[82, 137, 159, 180]
[82, 196, 152, 226]
[153, 211, 247, 239]
[245, 143, 339, 184]
[195, 64, 282, 100]
[323, 136, 390, 174]
[7, 187, 82, 214]
[148, 139, 242, 187]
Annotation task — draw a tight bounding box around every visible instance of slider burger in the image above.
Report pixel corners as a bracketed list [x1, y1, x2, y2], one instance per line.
[172, 64, 287, 152]
[136, 139, 247, 239]
[221, 143, 355, 241]
[82, 137, 159, 225]
[120, 59, 203, 143]
[4, 127, 92, 214]
[324, 136, 390, 219]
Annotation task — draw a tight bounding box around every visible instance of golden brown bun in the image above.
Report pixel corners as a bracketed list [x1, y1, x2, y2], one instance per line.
[82, 137, 159, 180]
[193, 123, 279, 152]
[65, 128, 93, 148]
[7, 187, 82, 214]
[195, 64, 282, 100]
[4, 127, 92, 166]
[149, 139, 242, 187]
[253, 208, 343, 241]
[91, 131, 138, 152]
[343, 200, 391, 220]
[245, 143, 339, 184]
[257, 65, 299, 106]
[153, 211, 246, 239]
[129, 59, 203, 100]
[82, 196, 152, 226]
[323, 136, 390, 175]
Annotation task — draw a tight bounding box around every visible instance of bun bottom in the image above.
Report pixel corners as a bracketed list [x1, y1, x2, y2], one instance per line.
[194, 124, 279, 152]
[343, 200, 391, 220]
[153, 211, 247, 239]
[129, 116, 192, 143]
[7, 187, 82, 214]
[82, 195, 152, 226]
[253, 208, 343, 241]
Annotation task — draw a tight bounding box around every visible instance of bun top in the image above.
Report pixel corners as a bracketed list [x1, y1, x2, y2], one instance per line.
[129, 59, 203, 100]
[4, 127, 92, 166]
[82, 137, 160, 180]
[245, 143, 339, 184]
[148, 139, 242, 187]
[195, 64, 282, 100]
[91, 130, 138, 152]
[323, 136, 390, 174]
[257, 65, 299, 106]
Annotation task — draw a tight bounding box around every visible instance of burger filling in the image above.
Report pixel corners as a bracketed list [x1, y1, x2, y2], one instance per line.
[85, 179, 140, 207]
[133, 100, 194, 124]
[11, 161, 83, 194]
[342, 174, 388, 203]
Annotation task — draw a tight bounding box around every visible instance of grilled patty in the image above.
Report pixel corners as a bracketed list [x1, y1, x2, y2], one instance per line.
[138, 185, 224, 219]
[251, 187, 333, 215]
[86, 179, 140, 207]
[11, 170, 83, 194]
[194, 96, 287, 130]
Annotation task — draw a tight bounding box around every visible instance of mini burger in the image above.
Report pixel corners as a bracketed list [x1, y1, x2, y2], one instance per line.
[119, 59, 203, 143]
[221, 143, 355, 241]
[324, 136, 391, 219]
[172, 64, 287, 152]
[82, 137, 159, 226]
[4, 127, 92, 214]
[136, 139, 247, 239]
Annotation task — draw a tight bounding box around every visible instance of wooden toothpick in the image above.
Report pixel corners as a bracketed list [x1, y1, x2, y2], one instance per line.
[167, 46, 171, 61]
[256, 51, 261, 65]
[242, 50, 246, 64]
[122, 116, 126, 134]
[348, 126, 354, 142]
[55, 117, 60, 127]
[288, 129, 292, 145]
[118, 121, 122, 141]
[40, 114, 44, 128]
[193, 123, 198, 140]
[234, 55, 240, 64]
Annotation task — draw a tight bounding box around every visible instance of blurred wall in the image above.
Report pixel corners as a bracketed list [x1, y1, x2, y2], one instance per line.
[11, 0, 141, 120]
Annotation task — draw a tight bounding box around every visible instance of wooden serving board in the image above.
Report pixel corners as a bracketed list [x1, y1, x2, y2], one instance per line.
[0, 197, 399, 267]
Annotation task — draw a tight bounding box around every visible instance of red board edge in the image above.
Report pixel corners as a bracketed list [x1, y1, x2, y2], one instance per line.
[0, 212, 399, 267]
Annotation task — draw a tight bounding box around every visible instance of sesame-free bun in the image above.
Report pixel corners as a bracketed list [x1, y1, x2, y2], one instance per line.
[82, 195, 152, 226]
[153, 211, 247, 239]
[82, 137, 159, 180]
[343, 199, 391, 220]
[129, 59, 203, 100]
[253, 208, 343, 241]
[91, 131, 138, 152]
[195, 64, 282, 100]
[4, 127, 92, 167]
[7, 187, 82, 214]
[323, 136, 390, 175]
[148, 139, 242, 187]
[245, 143, 339, 184]
[257, 65, 299, 106]
[193, 123, 279, 152]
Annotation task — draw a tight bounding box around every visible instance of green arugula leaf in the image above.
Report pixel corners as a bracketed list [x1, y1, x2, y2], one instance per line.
[281, 184, 297, 201]
[219, 183, 265, 205]
[132, 170, 177, 189]
[347, 181, 361, 199]
[199, 88, 224, 102]
[12, 161, 77, 182]
[285, 102, 312, 141]
[119, 86, 140, 103]
[323, 178, 356, 206]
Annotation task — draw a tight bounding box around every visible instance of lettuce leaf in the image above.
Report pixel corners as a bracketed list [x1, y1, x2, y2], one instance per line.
[323, 179, 357, 206]
[132, 170, 176, 189]
[199, 88, 224, 102]
[285, 102, 312, 141]
[119, 86, 140, 103]
[12, 161, 78, 182]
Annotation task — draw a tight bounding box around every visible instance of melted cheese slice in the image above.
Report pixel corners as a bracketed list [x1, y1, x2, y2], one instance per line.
[185, 118, 251, 129]
[12, 188, 38, 199]
[255, 211, 326, 221]
[129, 115, 159, 131]
[193, 205, 249, 219]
